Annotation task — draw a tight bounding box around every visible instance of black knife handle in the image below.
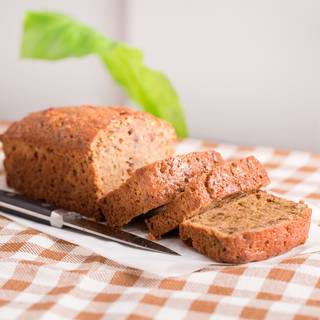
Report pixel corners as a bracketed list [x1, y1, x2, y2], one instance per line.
[0, 206, 51, 225]
[0, 189, 55, 217]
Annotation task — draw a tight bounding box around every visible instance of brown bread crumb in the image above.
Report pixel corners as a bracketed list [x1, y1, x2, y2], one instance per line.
[180, 191, 311, 263]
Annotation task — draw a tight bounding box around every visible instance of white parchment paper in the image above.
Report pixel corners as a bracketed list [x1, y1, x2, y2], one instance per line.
[0, 192, 319, 277]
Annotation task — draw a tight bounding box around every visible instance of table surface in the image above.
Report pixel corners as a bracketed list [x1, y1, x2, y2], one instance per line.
[0, 122, 319, 320]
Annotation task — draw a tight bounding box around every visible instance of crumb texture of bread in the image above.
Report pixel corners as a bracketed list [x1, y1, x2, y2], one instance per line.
[146, 156, 270, 239]
[100, 150, 223, 226]
[1, 106, 176, 219]
[180, 191, 312, 263]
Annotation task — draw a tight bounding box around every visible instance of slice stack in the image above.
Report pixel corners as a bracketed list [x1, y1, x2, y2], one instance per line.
[100, 150, 223, 226]
[145, 156, 270, 239]
[142, 155, 311, 263]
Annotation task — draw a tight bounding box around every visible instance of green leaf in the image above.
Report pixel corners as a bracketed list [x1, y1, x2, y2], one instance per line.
[21, 11, 110, 60]
[101, 45, 188, 137]
[21, 11, 188, 137]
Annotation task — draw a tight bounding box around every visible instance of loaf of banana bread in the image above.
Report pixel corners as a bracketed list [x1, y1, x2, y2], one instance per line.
[0, 106, 176, 219]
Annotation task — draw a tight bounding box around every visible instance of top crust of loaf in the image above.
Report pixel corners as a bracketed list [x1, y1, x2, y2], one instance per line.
[145, 156, 270, 238]
[100, 150, 224, 226]
[179, 191, 312, 263]
[0, 105, 175, 153]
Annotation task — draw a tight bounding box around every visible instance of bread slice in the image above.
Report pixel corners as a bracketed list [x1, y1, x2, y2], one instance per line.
[0, 106, 176, 220]
[180, 191, 311, 263]
[100, 150, 224, 226]
[146, 156, 270, 239]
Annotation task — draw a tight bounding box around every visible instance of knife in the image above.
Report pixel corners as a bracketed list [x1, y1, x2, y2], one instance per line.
[0, 189, 179, 256]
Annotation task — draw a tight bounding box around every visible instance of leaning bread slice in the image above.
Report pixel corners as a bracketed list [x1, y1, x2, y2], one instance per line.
[180, 191, 311, 263]
[146, 156, 270, 239]
[100, 150, 223, 226]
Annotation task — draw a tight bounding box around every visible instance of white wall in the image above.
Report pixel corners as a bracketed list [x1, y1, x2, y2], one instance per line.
[1, 1, 320, 152]
[0, 0, 125, 120]
[126, 0, 320, 151]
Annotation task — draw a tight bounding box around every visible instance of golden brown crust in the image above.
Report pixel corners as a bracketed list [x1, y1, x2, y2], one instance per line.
[1, 106, 170, 153]
[100, 151, 224, 226]
[1, 106, 176, 219]
[146, 156, 270, 239]
[180, 192, 312, 263]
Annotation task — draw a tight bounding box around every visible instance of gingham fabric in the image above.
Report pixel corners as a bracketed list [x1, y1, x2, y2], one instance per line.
[0, 122, 319, 320]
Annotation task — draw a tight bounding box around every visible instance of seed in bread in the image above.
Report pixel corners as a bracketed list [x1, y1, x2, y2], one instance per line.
[180, 191, 311, 263]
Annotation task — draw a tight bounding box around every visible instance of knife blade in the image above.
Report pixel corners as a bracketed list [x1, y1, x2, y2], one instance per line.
[0, 189, 179, 256]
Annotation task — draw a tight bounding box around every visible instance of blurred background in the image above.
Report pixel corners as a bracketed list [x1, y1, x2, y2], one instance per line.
[1, 0, 319, 151]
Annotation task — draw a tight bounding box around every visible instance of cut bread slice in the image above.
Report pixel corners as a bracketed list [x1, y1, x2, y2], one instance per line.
[180, 191, 311, 263]
[100, 150, 223, 226]
[145, 156, 270, 239]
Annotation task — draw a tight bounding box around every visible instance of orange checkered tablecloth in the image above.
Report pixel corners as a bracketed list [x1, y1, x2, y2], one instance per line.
[0, 122, 320, 319]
